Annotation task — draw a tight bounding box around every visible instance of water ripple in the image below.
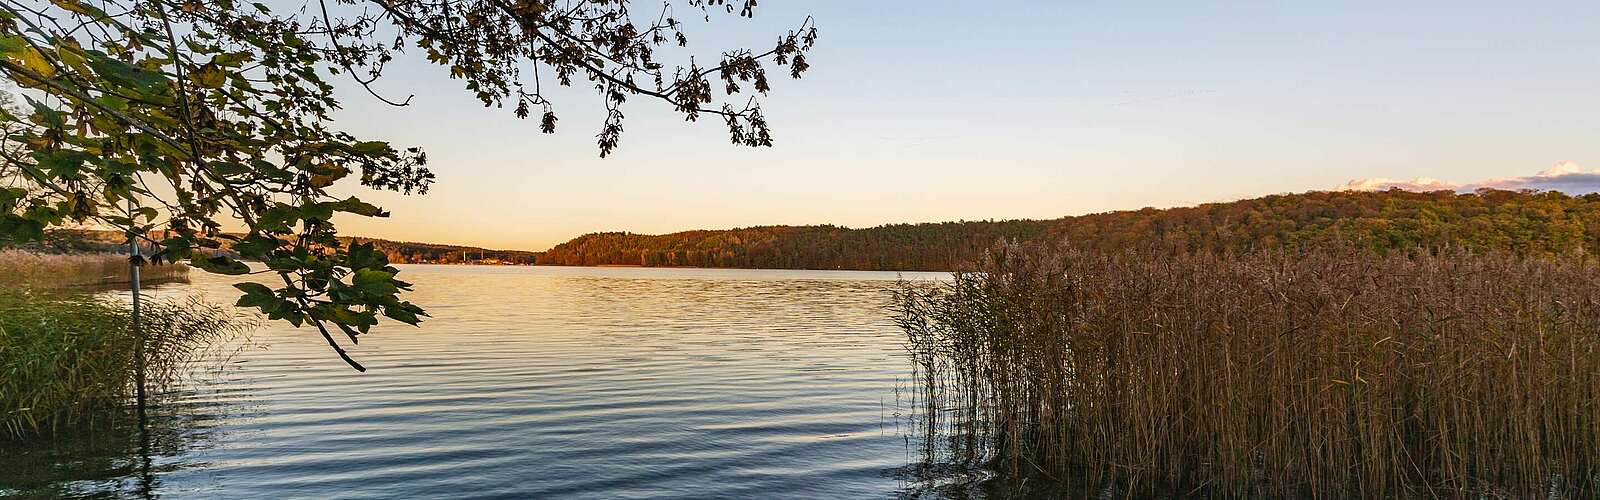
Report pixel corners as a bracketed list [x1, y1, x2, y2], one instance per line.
[4, 266, 951, 499]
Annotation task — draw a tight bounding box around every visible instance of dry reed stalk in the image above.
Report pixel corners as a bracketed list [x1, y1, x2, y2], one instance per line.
[896, 244, 1600, 498]
[0, 250, 188, 289]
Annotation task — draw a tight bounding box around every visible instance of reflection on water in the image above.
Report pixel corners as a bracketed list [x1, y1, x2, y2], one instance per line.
[0, 383, 231, 498]
[2, 265, 973, 499]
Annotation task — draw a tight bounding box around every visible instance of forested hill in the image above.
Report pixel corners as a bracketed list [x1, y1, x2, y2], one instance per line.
[537, 189, 1600, 271]
[536, 222, 1051, 270]
[26, 189, 1600, 271]
[1046, 188, 1600, 256]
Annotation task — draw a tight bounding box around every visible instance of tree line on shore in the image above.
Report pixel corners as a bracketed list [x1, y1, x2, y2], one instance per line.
[539, 188, 1600, 270]
[20, 188, 1600, 271]
[11, 230, 540, 266]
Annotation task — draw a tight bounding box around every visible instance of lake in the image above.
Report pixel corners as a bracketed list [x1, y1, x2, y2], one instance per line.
[1, 265, 958, 498]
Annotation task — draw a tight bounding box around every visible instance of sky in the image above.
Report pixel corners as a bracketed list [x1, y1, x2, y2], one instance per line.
[315, 1, 1600, 250]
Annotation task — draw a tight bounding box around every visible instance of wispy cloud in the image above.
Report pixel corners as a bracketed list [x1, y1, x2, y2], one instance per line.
[1341, 161, 1600, 195]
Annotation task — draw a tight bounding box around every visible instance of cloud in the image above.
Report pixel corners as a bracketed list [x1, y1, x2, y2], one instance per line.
[1341, 161, 1600, 195]
[1340, 176, 1458, 192]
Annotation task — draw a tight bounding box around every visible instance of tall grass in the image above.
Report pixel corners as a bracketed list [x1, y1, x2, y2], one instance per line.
[0, 249, 188, 289]
[895, 243, 1600, 498]
[0, 291, 244, 437]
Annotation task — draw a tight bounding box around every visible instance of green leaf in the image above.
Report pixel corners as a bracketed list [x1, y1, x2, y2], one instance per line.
[24, 95, 65, 129]
[191, 255, 251, 275]
[213, 51, 253, 68]
[346, 242, 387, 269]
[36, 149, 92, 178]
[0, 214, 45, 243]
[233, 282, 277, 309]
[0, 187, 25, 210]
[257, 203, 297, 231]
[234, 282, 272, 295]
[382, 303, 424, 326]
[0, 35, 27, 57]
[351, 141, 391, 155]
[232, 233, 277, 259]
[85, 49, 168, 90]
[48, 0, 107, 17]
[329, 197, 387, 217]
[300, 202, 333, 222]
[193, 62, 225, 89]
[352, 268, 399, 295]
[314, 304, 377, 329]
[156, 236, 192, 260]
[210, 161, 252, 177]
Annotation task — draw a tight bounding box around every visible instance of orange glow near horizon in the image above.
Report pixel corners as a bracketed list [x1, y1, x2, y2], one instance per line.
[243, 1, 1600, 252]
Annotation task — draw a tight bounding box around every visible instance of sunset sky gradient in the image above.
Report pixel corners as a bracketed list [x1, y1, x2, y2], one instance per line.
[319, 1, 1600, 250]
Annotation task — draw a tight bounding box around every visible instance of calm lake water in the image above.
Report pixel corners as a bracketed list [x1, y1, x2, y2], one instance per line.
[2, 265, 958, 499]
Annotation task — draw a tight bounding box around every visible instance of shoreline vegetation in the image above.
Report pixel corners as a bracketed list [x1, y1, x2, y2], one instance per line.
[0, 250, 243, 438]
[25, 229, 541, 267]
[537, 188, 1600, 271]
[9, 187, 1600, 496]
[0, 250, 190, 289]
[43, 188, 1600, 273]
[895, 243, 1600, 497]
[0, 291, 243, 437]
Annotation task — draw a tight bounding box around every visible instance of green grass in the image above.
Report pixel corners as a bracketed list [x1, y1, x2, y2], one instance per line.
[896, 244, 1600, 498]
[0, 290, 244, 437]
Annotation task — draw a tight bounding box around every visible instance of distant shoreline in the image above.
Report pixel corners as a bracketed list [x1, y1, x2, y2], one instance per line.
[396, 262, 950, 273]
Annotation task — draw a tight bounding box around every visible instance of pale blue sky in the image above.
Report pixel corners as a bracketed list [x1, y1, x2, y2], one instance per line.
[322, 1, 1600, 250]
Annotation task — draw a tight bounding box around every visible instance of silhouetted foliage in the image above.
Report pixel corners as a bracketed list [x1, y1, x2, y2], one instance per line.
[0, 0, 817, 369]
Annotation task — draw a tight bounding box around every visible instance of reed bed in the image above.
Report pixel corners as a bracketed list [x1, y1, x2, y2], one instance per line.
[0, 290, 245, 437]
[895, 244, 1600, 498]
[0, 249, 188, 289]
